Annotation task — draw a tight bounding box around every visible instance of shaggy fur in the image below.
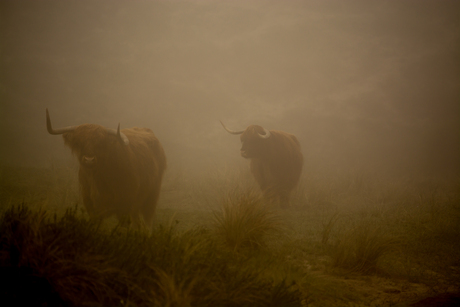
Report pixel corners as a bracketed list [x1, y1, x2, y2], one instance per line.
[237, 125, 303, 207]
[61, 124, 166, 229]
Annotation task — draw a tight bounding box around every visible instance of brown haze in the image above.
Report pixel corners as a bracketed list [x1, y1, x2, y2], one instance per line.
[1, 0, 459, 178]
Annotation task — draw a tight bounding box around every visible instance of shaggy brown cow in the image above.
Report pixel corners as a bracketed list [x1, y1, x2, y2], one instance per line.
[221, 121, 303, 207]
[46, 109, 166, 230]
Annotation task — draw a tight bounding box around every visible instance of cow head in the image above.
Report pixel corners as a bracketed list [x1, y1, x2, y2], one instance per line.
[46, 109, 129, 168]
[220, 121, 271, 159]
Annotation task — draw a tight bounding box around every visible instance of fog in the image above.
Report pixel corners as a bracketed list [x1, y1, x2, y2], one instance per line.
[1, 0, 459, 178]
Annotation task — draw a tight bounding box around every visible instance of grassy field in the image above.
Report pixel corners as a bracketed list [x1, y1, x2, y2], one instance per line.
[1, 164, 459, 306]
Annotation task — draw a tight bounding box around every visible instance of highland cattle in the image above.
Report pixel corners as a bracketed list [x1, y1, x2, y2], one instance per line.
[46, 109, 166, 230]
[221, 121, 303, 207]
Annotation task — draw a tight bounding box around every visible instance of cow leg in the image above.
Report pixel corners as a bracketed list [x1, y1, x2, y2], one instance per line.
[279, 190, 291, 208]
[261, 185, 279, 207]
[250, 160, 269, 191]
[79, 174, 96, 217]
[140, 187, 161, 231]
[80, 187, 103, 219]
[116, 212, 132, 227]
[81, 195, 96, 217]
[129, 212, 144, 230]
[262, 186, 290, 208]
[79, 171, 110, 219]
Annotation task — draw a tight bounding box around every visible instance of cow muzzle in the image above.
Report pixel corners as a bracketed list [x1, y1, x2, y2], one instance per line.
[240, 150, 249, 158]
[82, 155, 97, 166]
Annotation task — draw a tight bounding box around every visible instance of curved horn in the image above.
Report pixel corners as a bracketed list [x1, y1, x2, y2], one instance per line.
[220, 120, 244, 135]
[257, 127, 271, 139]
[107, 124, 129, 145]
[46, 108, 77, 135]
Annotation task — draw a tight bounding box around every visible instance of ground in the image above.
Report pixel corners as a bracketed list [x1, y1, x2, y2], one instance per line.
[1, 165, 459, 306]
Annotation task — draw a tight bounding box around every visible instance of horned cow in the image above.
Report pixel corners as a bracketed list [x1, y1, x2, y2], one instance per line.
[46, 109, 166, 230]
[221, 121, 303, 207]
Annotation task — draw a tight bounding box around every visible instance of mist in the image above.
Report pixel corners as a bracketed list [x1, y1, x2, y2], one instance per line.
[1, 0, 459, 178]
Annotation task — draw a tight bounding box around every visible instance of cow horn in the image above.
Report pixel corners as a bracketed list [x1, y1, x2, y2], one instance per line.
[258, 127, 271, 139]
[46, 108, 77, 135]
[107, 124, 129, 146]
[220, 120, 244, 135]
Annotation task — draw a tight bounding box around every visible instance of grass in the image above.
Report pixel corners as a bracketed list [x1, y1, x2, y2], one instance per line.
[213, 188, 284, 252]
[321, 213, 339, 245]
[1, 164, 460, 306]
[330, 217, 399, 274]
[0, 203, 301, 306]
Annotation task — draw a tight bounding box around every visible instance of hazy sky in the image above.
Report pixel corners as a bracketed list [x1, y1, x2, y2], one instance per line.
[1, 0, 459, 176]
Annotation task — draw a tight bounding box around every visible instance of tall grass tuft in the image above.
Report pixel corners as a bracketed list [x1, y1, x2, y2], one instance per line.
[0, 203, 301, 306]
[321, 213, 339, 245]
[213, 190, 284, 252]
[331, 218, 399, 274]
[0, 204, 137, 306]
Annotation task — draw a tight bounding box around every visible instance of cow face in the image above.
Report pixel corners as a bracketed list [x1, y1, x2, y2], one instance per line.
[239, 125, 270, 159]
[46, 109, 129, 169]
[220, 121, 271, 159]
[63, 125, 116, 169]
